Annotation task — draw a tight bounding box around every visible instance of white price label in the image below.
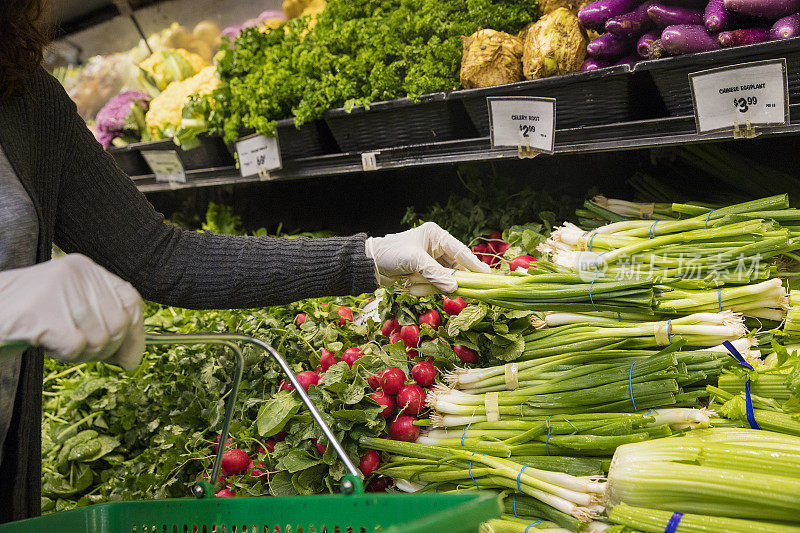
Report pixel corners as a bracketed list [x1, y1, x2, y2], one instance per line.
[487, 97, 556, 154]
[141, 150, 186, 183]
[689, 59, 789, 134]
[236, 134, 281, 178]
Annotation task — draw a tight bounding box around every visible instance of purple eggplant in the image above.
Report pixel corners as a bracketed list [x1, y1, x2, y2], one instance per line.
[581, 57, 614, 70]
[637, 30, 661, 56]
[718, 26, 770, 46]
[770, 13, 800, 39]
[648, 4, 704, 27]
[662, 24, 720, 54]
[615, 54, 641, 64]
[587, 32, 635, 59]
[579, 0, 639, 30]
[606, 1, 657, 38]
[704, 0, 730, 32]
[723, 0, 800, 19]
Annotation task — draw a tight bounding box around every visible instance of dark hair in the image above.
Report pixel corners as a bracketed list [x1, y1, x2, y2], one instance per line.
[0, 0, 48, 98]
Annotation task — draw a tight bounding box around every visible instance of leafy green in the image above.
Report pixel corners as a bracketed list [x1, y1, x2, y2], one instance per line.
[207, 0, 538, 141]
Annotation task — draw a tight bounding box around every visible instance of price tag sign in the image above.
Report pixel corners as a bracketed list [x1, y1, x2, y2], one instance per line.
[689, 59, 789, 134]
[236, 134, 281, 178]
[141, 150, 186, 183]
[487, 96, 556, 154]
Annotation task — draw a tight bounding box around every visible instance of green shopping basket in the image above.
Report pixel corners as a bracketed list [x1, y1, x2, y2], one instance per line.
[0, 333, 502, 533]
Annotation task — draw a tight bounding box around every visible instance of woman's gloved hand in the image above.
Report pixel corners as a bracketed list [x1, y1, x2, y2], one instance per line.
[0, 254, 145, 370]
[365, 222, 490, 292]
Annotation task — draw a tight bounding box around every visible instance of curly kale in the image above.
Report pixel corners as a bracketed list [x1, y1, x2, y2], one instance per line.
[208, 0, 538, 141]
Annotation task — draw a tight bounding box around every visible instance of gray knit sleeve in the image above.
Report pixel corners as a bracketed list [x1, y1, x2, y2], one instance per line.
[52, 80, 378, 309]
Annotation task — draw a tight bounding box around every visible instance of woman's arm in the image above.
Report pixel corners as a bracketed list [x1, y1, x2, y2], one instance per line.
[53, 83, 377, 309]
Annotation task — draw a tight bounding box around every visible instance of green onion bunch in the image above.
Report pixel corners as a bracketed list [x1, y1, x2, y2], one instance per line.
[542, 195, 798, 286]
[360, 437, 606, 522]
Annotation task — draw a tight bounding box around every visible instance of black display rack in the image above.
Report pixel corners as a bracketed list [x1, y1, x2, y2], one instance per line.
[93, 37, 800, 194]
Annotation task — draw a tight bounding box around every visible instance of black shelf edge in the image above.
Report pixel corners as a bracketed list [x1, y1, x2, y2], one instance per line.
[135, 104, 800, 193]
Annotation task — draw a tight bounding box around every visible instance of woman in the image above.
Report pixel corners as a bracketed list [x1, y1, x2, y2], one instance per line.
[0, 0, 488, 522]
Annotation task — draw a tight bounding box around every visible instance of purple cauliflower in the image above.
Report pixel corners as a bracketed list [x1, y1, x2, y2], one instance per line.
[94, 91, 150, 148]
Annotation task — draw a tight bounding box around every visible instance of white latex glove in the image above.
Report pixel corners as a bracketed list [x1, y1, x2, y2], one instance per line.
[0, 254, 145, 370]
[365, 222, 490, 293]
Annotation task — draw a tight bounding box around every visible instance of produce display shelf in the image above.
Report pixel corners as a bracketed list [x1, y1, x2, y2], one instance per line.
[133, 104, 800, 193]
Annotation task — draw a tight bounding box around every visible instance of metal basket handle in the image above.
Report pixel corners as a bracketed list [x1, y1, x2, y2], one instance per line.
[144, 333, 364, 497]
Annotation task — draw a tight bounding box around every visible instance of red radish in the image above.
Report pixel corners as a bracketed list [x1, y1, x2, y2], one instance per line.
[212, 434, 232, 453]
[342, 347, 363, 367]
[380, 367, 406, 395]
[314, 365, 323, 374]
[366, 476, 392, 492]
[389, 332, 402, 344]
[411, 362, 436, 388]
[321, 303, 329, 307]
[273, 431, 287, 442]
[295, 313, 306, 326]
[488, 230, 502, 241]
[215, 488, 235, 497]
[390, 415, 420, 442]
[471, 243, 490, 262]
[367, 372, 381, 390]
[315, 440, 327, 455]
[320, 349, 338, 371]
[418, 310, 441, 330]
[454, 345, 479, 364]
[359, 449, 380, 477]
[337, 306, 353, 325]
[370, 390, 395, 419]
[508, 255, 536, 272]
[400, 325, 420, 348]
[492, 241, 510, 256]
[396, 384, 426, 415]
[264, 440, 275, 453]
[407, 349, 419, 359]
[318, 373, 325, 385]
[443, 296, 467, 316]
[381, 318, 399, 337]
[279, 379, 293, 391]
[221, 448, 250, 476]
[296, 371, 319, 391]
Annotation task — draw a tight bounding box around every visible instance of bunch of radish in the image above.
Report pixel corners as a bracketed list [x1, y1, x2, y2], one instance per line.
[369, 362, 435, 442]
[200, 431, 286, 497]
[578, 0, 800, 68]
[471, 230, 509, 268]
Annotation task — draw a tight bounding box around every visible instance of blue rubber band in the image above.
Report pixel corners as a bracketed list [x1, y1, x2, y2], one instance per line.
[545, 416, 553, 456]
[588, 232, 596, 251]
[589, 272, 600, 312]
[722, 341, 760, 430]
[646, 407, 655, 416]
[667, 319, 672, 343]
[517, 465, 529, 491]
[617, 312, 622, 322]
[513, 494, 518, 517]
[629, 362, 638, 411]
[664, 512, 684, 533]
[745, 380, 762, 430]
[704, 209, 716, 229]
[649, 220, 659, 239]
[461, 423, 471, 447]
[722, 340, 754, 370]
[525, 520, 544, 532]
[718, 288, 723, 312]
[469, 452, 486, 490]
